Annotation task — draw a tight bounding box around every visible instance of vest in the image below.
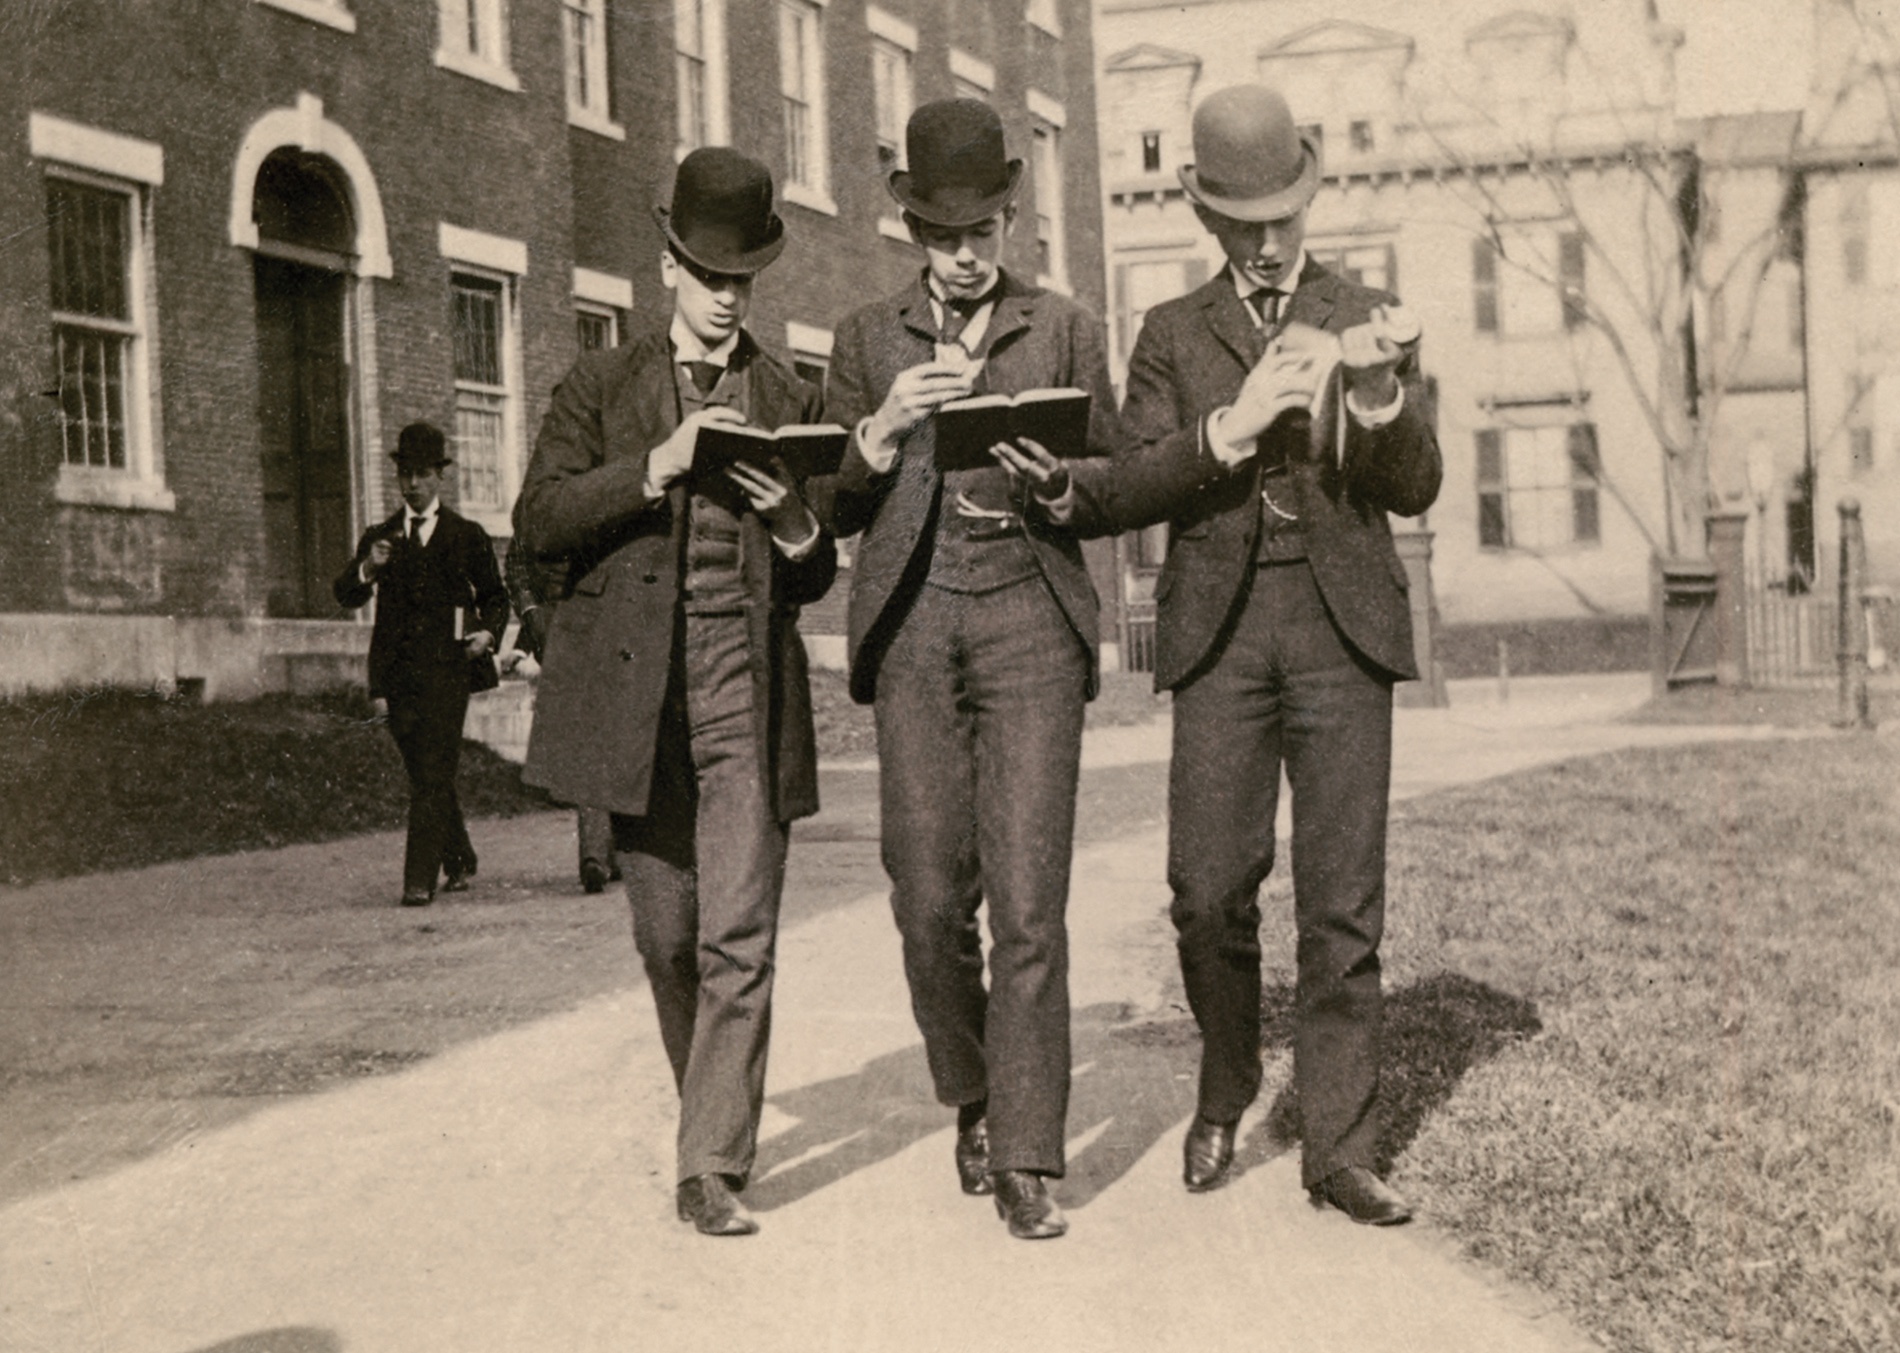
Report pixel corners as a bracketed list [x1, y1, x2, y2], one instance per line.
[675, 356, 750, 615]
[923, 317, 1038, 595]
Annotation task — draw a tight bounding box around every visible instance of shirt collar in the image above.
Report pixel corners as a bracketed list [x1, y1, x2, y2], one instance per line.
[925, 268, 1005, 316]
[1230, 250, 1307, 299]
[404, 498, 440, 524]
[670, 314, 741, 367]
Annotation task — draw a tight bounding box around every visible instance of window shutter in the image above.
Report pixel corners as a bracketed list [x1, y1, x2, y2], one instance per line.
[1566, 422, 1600, 478]
[1473, 237, 1498, 333]
[1560, 231, 1587, 329]
[1475, 427, 1503, 483]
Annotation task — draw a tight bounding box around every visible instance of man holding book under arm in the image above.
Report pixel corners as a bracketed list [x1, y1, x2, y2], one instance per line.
[816, 98, 1121, 1241]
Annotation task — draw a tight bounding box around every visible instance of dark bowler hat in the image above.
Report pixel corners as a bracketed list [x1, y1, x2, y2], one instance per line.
[655, 147, 786, 275]
[888, 98, 1024, 228]
[1179, 85, 1321, 222]
[390, 421, 451, 471]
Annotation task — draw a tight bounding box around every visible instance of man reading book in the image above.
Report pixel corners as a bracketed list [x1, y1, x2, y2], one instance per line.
[514, 147, 836, 1239]
[816, 98, 1122, 1242]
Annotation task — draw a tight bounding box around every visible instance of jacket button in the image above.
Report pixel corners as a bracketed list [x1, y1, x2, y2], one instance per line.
[619, 648, 635, 661]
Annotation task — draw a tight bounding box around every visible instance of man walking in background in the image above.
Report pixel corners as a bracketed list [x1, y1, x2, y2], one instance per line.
[1109, 84, 1442, 1224]
[334, 421, 508, 908]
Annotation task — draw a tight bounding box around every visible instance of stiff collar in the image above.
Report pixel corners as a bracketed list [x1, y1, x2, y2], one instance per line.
[1230, 249, 1308, 301]
[669, 313, 742, 367]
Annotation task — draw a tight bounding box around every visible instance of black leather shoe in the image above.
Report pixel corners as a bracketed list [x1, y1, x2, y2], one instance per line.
[1182, 1115, 1237, 1192]
[991, 1170, 1067, 1239]
[399, 889, 433, 907]
[1309, 1166, 1413, 1226]
[955, 1120, 992, 1195]
[579, 860, 610, 894]
[676, 1174, 758, 1237]
[442, 866, 474, 893]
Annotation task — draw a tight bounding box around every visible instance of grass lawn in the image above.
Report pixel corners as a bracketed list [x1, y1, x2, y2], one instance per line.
[0, 689, 549, 887]
[1338, 732, 1900, 1353]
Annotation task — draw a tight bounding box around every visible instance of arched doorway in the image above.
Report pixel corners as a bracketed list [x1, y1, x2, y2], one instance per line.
[253, 149, 355, 618]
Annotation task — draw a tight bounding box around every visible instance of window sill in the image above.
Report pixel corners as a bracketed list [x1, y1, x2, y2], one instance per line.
[254, 0, 356, 31]
[568, 107, 626, 141]
[877, 215, 913, 243]
[56, 469, 177, 512]
[782, 182, 838, 216]
[434, 48, 523, 93]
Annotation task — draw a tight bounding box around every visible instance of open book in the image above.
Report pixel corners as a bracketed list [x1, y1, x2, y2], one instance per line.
[933, 388, 1092, 474]
[692, 421, 850, 482]
[1259, 322, 1343, 404]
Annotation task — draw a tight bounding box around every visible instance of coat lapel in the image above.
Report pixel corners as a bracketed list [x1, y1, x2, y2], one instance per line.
[1199, 276, 1261, 372]
[1282, 259, 1338, 333]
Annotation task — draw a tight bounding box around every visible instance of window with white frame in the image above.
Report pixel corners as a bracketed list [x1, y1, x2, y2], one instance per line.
[1474, 225, 1585, 337]
[440, 223, 526, 523]
[1475, 422, 1600, 550]
[1311, 240, 1396, 293]
[786, 320, 833, 390]
[868, 10, 915, 179]
[563, 0, 619, 134]
[33, 113, 171, 511]
[675, 0, 729, 154]
[779, 0, 831, 207]
[1113, 256, 1207, 361]
[950, 49, 993, 103]
[576, 303, 617, 352]
[1028, 93, 1067, 288]
[437, 0, 518, 91]
[573, 265, 631, 352]
[1026, 0, 1061, 38]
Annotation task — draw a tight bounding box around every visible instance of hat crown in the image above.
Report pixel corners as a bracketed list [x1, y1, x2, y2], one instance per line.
[889, 98, 1024, 228]
[662, 147, 785, 273]
[1191, 85, 1308, 203]
[392, 421, 448, 469]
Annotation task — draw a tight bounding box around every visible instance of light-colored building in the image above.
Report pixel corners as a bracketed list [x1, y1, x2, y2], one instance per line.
[1095, 0, 1889, 674]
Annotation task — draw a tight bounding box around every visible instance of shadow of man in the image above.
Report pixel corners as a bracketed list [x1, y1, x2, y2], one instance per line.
[177, 1330, 340, 1353]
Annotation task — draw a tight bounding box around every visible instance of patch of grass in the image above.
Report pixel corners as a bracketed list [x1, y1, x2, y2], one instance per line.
[808, 665, 1168, 762]
[0, 688, 549, 886]
[1626, 678, 1897, 728]
[1336, 735, 1900, 1353]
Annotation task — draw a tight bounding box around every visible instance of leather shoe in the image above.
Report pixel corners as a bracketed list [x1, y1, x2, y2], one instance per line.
[399, 889, 433, 907]
[991, 1170, 1067, 1239]
[676, 1174, 758, 1237]
[441, 866, 474, 893]
[1182, 1115, 1237, 1192]
[579, 859, 610, 894]
[955, 1120, 992, 1195]
[1309, 1166, 1413, 1226]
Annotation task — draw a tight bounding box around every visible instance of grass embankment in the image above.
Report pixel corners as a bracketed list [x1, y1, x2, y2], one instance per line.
[1355, 732, 1899, 1353]
[0, 689, 549, 887]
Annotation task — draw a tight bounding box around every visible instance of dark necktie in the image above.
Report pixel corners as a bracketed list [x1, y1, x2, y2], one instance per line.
[686, 360, 723, 395]
[1245, 289, 1284, 331]
[406, 514, 418, 543]
[938, 286, 998, 349]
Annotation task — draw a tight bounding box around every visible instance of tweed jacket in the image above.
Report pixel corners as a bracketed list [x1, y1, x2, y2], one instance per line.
[514, 326, 837, 821]
[1109, 261, 1442, 689]
[817, 270, 1122, 704]
[333, 505, 508, 699]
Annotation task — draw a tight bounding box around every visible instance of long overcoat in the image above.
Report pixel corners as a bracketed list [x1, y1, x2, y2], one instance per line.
[818, 271, 1122, 704]
[515, 327, 837, 821]
[1109, 261, 1443, 689]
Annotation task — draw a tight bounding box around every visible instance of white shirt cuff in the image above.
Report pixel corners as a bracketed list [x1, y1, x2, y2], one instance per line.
[773, 522, 822, 561]
[1345, 384, 1405, 429]
[1204, 407, 1255, 467]
[855, 416, 900, 476]
[1035, 481, 1078, 525]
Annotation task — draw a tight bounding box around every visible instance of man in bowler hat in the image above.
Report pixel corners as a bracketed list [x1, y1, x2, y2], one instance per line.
[1105, 84, 1441, 1223]
[516, 148, 835, 1237]
[334, 421, 509, 907]
[817, 98, 1122, 1240]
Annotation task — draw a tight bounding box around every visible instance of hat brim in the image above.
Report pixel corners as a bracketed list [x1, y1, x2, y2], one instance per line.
[886, 159, 1024, 229]
[1177, 137, 1321, 222]
[391, 454, 453, 469]
[654, 206, 787, 276]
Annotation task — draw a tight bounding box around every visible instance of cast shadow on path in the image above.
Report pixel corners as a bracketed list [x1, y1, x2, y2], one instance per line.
[748, 973, 1539, 1212]
[176, 1330, 341, 1353]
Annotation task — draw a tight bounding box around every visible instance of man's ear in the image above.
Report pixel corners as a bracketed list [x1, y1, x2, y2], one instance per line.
[659, 251, 679, 291]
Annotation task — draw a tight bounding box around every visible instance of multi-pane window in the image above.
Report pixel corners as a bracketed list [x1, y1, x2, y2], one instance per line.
[48, 177, 138, 472]
[1140, 132, 1161, 174]
[439, 0, 511, 76]
[1476, 423, 1601, 550]
[451, 271, 513, 512]
[1114, 257, 1207, 361]
[871, 36, 913, 178]
[779, 0, 827, 196]
[1473, 226, 1586, 336]
[676, 0, 710, 151]
[1311, 242, 1396, 293]
[563, 0, 610, 122]
[1030, 113, 1066, 285]
[1349, 120, 1375, 153]
[576, 303, 618, 352]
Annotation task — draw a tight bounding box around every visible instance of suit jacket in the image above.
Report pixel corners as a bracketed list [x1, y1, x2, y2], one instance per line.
[817, 270, 1122, 704]
[514, 326, 837, 821]
[333, 506, 508, 699]
[1110, 261, 1442, 689]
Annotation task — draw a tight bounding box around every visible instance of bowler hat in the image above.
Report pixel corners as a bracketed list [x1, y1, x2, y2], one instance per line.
[887, 98, 1024, 228]
[390, 421, 451, 471]
[655, 147, 786, 275]
[1178, 85, 1321, 222]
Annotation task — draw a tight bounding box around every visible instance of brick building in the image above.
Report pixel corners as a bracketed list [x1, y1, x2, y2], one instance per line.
[0, 0, 1110, 697]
